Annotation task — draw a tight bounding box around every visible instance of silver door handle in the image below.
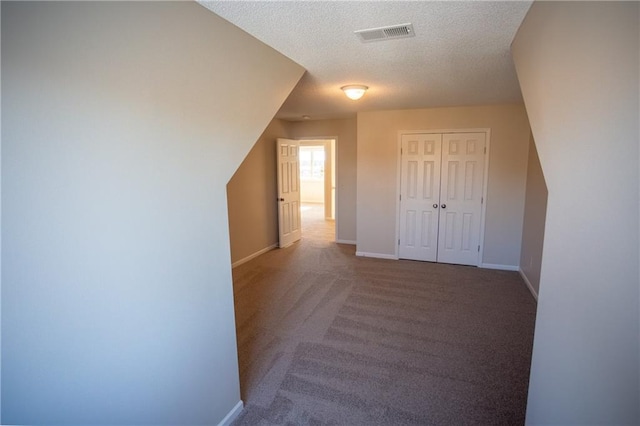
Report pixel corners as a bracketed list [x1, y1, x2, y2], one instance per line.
[433, 204, 438, 208]
[441, 204, 446, 209]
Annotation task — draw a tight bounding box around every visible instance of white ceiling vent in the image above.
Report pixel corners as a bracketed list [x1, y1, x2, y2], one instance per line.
[355, 23, 415, 43]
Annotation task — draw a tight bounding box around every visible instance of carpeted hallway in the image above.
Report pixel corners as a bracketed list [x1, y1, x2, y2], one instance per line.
[231, 204, 536, 425]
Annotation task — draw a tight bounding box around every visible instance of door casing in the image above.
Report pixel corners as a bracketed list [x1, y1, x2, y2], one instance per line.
[395, 129, 491, 265]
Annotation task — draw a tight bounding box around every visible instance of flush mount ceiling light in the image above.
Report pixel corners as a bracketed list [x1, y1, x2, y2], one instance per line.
[341, 85, 368, 100]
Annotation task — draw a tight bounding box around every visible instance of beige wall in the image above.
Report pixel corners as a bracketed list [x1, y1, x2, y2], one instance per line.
[512, 2, 639, 423]
[1, 2, 304, 424]
[519, 135, 547, 298]
[289, 118, 357, 243]
[227, 119, 292, 265]
[356, 105, 531, 267]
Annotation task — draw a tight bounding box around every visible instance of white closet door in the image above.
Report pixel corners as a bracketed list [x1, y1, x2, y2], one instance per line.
[437, 133, 486, 266]
[398, 134, 442, 262]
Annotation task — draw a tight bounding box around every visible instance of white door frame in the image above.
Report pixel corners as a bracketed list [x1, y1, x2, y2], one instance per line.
[297, 136, 338, 241]
[299, 139, 335, 220]
[395, 129, 491, 265]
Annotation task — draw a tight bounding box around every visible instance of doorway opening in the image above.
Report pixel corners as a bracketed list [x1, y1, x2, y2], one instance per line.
[299, 139, 335, 242]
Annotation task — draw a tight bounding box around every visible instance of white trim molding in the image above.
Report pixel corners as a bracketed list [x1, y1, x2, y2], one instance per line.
[336, 239, 356, 245]
[519, 269, 539, 301]
[231, 244, 277, 268]
[355, 251, 398, 260]
[480, 263, 519, 271]
[217, 400, 243, 426]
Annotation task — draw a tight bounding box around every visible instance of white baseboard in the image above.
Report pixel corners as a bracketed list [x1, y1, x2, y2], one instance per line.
[218, 400, 243, 426]
[232, 244, 277, 268]
[519, 268, 539, 301]
[355, 251, 398, 260]
[336, 239, 356, 245]
[480, 263, 519, 271]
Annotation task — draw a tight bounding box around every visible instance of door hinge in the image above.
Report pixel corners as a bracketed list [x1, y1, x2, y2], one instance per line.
[398, 239, 400, 246]
[477, 245, 480, 252]
[484, 147, 486, 154]
[399, 194, 402, 201]
[481, 197, 483, 204]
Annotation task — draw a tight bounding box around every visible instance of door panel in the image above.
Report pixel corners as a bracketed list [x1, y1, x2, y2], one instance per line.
[277, 138, 301, 247]
[437, 133, 485, 266]
[398, 134, 442, 261]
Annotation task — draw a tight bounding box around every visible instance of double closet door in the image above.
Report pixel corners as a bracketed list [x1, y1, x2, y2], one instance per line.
[398, 132, 486, 266]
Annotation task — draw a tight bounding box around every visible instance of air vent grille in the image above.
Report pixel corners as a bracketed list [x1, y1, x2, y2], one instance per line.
[355, 23, 415, 43]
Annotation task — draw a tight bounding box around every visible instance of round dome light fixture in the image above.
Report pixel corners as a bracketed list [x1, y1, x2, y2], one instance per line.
[341, 85, 368, 100]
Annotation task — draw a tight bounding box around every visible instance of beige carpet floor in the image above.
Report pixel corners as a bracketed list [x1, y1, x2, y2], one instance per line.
[231, 204, 536, 425]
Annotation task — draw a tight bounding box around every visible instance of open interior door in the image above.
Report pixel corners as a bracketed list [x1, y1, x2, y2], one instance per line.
[277, 138, 301, 247]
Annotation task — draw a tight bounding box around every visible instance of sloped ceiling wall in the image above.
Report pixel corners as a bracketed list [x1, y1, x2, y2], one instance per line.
[512, 2, 639, 423]
[1, 2, 303, 424]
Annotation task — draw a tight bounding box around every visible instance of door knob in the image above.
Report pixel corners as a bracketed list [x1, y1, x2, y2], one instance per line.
[441, 204, 446, 209]
[278, 198, 285, 202]
[433, 204, 438, 209]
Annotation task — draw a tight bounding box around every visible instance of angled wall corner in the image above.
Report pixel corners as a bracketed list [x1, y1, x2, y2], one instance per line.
[226, 119, 293, 265]
[227, 116, 358, 267]
[519, 134, 547, 299]
[512, 2, 639, 424]
[1, 2, 303, 425]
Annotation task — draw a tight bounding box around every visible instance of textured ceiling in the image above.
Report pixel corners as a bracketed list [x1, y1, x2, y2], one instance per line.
[200, 1, 532, 121]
